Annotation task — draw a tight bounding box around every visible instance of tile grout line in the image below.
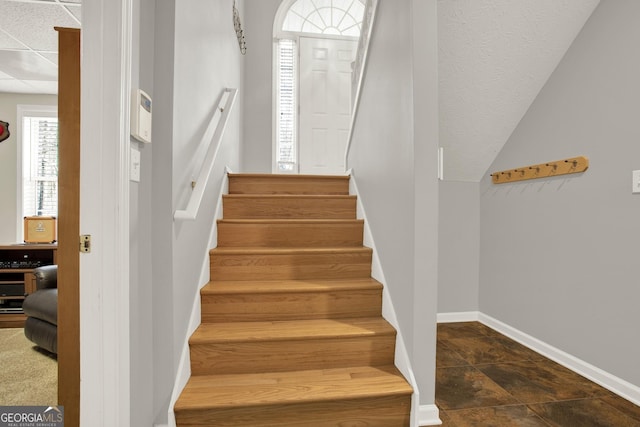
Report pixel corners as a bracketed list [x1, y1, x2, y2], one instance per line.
[436, 322, 640, 425]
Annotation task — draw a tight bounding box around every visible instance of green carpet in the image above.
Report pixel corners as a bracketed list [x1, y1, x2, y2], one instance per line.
[0, 328, 57, 406]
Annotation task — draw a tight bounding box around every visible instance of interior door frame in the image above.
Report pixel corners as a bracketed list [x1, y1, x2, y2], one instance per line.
[79, 0, 132, 426]
[55, 27, 81, 427]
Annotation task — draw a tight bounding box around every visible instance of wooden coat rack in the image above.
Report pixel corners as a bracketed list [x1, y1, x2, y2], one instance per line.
[491, 156, 589, 184]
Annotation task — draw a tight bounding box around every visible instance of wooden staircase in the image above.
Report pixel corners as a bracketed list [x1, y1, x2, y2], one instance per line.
[174, 174, 413, 427]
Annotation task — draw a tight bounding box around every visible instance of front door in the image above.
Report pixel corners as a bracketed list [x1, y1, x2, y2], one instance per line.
[298, 37, 357, 175]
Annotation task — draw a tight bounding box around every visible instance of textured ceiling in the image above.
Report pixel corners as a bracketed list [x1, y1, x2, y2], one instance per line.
[439, 0, 600, 182]
[0, 0, 81, 94]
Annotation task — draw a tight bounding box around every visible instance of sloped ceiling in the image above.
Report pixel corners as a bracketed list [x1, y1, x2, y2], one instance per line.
[439, 0, 600, 182]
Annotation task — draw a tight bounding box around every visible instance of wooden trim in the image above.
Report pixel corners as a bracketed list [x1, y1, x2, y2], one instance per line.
[0, 314, 27, 328]
[56, 27, 81, 427]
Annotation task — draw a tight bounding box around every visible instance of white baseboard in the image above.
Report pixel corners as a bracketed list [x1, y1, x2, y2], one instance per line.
[478, 313, 640, 407]
[418, 404, 442, 426]
[437, 311, 640, 407]
[437, 311, 479, 323]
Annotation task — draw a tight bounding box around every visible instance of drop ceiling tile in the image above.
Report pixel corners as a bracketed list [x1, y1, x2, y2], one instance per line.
[24, 80, 58, 95]
[0, 78, 38, 94]
[0, 1, 80, 52]
[66, 5, 82, 22]
[0, 29, 26, 50]
[0, 50, 57, 81]
[39, 52, 59, 65]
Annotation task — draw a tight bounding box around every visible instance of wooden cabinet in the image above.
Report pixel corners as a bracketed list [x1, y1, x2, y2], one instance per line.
[0, 244, 57, 327]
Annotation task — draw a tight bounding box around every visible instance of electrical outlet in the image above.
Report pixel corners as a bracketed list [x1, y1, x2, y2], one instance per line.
[633, 170, 640, 194]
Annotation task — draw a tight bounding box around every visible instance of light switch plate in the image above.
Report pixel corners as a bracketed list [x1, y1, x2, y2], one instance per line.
[633, 170, 640, 194]
[130, 147, 141, 182]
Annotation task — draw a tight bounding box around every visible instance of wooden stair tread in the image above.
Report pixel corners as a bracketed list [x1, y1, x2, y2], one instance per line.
[222, 194, 357, 220]
[175, 365, 412, 411]
[210, 246, 371, 255]
[217, 220, 365, 248]
[223, 194, 356, 200]
[200, 278, 383, 322]
[176, 173, 413, 424]
[190, 317, 395, 343]
[217, 218, 364, 224]
[228, 173, 350, 180]
[202, 278, 383, 294]
[227, 174, 351, 195]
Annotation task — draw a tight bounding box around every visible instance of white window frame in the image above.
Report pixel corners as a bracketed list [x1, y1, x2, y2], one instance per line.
[282, 0, 365, 36]
[273, 37, 299, 174]
[16, 104, 58, 242]
[272, 0, 363, 174]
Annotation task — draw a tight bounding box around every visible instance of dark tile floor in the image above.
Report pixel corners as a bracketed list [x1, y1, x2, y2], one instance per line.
[436, 322, 640, 426]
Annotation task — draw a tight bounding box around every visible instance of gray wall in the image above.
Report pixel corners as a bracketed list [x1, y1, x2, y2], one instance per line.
[438, 181, 479, 313]
[347, 0, 439, 407]
[0, 93, 57, 244]
[411, 0, 439, 406]
[349, 0, 414, 361]
[129, 0, 155, 424]
[480, 0, 640, 388]
[242, 0, 282, 173]
[171, 0, 243, 374]
[129, 0, 245, 423]
[150, 0, 176, 422]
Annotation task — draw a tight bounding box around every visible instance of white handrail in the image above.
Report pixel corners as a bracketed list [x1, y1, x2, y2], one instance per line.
[174, 88, 238, 221]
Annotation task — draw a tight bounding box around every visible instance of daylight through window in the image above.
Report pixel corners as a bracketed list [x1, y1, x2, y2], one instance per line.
[22, 115, 59, 218]
[277, 39, 297, 172]
[282, 0, 365, 37]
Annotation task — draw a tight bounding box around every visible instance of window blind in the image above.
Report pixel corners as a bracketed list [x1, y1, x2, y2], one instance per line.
[277, 38, 297, 172]
[23, 117, 59, 217]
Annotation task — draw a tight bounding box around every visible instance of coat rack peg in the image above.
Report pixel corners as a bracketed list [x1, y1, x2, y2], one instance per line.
[491, 156, 589, 184]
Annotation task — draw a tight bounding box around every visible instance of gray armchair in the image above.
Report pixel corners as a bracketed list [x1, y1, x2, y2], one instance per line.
[22, 265, 58, 354]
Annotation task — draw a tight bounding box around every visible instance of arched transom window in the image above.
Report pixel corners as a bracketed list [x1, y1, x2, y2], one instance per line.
[282, 0, 365, 37]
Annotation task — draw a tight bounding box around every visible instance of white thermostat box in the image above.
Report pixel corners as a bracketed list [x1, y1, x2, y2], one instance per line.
[131, 89, 152, 143]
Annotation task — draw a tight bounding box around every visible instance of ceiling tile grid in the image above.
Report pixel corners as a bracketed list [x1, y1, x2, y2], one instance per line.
[0, 0, 80, 94]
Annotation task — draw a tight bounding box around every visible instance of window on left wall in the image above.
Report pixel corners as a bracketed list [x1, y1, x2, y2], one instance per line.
[18, 106, 58, 238]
